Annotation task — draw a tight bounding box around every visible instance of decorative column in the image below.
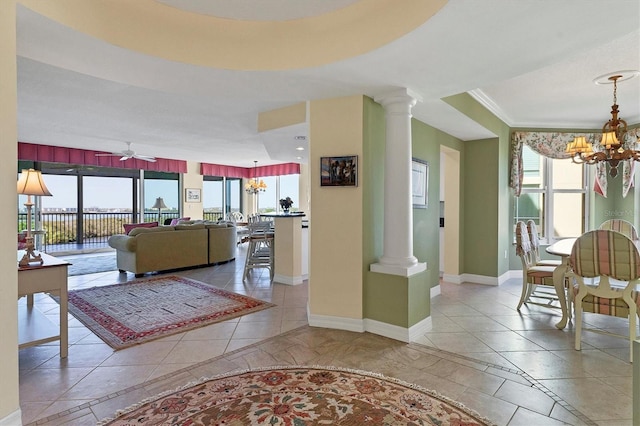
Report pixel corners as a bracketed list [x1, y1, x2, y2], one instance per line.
[371, 88, 426, 276]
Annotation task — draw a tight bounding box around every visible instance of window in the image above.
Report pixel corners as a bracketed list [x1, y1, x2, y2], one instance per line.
[514, 145, 589, 241]
[203, 176, 242, 220]
[256, 175, 300, 214]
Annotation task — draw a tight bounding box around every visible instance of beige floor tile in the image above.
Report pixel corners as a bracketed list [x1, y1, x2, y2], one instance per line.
[494, 380, 555, 416]
[540, 377, 631, 421]
[21, 257, 635, 426]
[162, 339, 228, 364]
[508, 407, 570, 425]
[456, 387, 519, 425]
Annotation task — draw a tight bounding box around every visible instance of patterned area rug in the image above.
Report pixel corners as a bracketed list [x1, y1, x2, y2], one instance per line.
[67, 275, 275, 350]
[99, 366, 496, 425]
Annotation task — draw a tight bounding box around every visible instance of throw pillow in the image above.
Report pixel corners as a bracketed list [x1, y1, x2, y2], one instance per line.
[123, 221, 158, 235]
[169, 217, 191, 226]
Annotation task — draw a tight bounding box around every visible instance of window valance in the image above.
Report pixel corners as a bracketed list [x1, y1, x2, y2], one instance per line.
[18, 142, 187, 173]
[201, 162, 300, 178]
[510, 130, 639, 198]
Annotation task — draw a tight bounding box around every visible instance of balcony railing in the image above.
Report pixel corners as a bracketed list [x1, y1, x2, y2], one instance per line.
[18, 211, 225, 252]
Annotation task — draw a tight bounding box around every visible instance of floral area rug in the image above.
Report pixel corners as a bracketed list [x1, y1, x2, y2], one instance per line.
[99, 366, 496, 425]
[66, 275, 274, 350]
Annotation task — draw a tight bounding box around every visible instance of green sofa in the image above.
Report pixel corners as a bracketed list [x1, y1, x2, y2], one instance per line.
[108, 222, 237, 277]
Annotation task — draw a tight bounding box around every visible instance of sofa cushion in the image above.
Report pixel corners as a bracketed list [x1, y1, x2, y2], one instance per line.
[174, 223, 207, 230]
[128, 225, 170, 237]
[123, 221, 158, 235]
[170, 217, 191, 226]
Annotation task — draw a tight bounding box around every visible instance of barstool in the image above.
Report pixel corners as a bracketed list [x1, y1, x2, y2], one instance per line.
[242, 221, 274, 282]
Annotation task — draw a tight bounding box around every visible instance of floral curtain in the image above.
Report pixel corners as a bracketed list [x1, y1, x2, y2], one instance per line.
[510, 130, 638, 198]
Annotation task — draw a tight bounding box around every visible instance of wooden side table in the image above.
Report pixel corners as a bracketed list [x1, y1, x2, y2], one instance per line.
[17, 252, 70, 358]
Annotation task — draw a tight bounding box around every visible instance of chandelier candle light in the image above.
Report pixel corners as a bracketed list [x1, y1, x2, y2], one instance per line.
[566, 71, 640, 177]
[245, 160, 267, 194]
[17, 169, 53, 266]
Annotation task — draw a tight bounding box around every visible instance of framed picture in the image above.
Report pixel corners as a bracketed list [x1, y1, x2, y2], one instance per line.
[320, 155, 358, 187]
[412, 158, 428, 208]
[185, 188, 201, 203]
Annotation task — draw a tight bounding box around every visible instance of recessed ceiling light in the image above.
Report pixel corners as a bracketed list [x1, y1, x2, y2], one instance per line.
[296, 146, 304, 151]
[296, 156, 303, 160]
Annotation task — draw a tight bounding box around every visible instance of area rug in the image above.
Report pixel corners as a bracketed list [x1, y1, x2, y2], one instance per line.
[66, 275, 275, 350]
[99, 366, 496, 425]
[60, 253, 117, 276]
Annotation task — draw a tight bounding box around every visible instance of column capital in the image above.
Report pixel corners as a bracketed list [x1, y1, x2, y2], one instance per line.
[374, 88, 421, 110]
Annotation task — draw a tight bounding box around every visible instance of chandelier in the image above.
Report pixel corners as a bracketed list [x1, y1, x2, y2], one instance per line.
[245, 160, 267, 194]
[566, 72, 640, 178]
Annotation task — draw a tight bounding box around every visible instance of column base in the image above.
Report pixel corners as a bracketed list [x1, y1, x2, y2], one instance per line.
[370, 261, 426, 277]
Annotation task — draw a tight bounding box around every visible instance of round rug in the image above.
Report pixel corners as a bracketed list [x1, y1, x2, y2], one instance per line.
[99, 366, 496, 425]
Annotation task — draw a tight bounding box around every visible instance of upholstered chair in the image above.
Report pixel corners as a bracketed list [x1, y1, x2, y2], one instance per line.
[569, 229, 640, 362]
[515, 221, 564, 313]
[598, 219, 639, 240]
[526, 220, 562, 267]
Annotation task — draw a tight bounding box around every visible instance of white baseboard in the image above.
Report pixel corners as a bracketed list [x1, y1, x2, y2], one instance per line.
[442, 271, 514, 286]
[307, 305, 432, 343]
[430, 284, 441, 297]
[0, 409, 22, 426]
[273, 274, 304, 286]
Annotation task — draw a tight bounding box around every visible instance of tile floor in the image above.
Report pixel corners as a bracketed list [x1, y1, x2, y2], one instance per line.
[18, 247, 636, 425]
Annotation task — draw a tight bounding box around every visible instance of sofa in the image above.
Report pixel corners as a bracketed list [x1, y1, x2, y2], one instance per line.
[108, 222, 237, 277]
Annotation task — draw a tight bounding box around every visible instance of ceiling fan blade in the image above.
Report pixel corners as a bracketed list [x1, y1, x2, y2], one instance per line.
[134, 154, 156, 162]
[95, 153, 121, 157]
[119, 155, 132, 161]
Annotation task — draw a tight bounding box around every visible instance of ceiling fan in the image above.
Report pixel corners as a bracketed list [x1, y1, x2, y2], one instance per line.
[95, 142, 156, 162]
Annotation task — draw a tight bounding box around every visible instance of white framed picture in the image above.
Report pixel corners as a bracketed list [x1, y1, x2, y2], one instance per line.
[185, 188, 201, 203]
[412, 158, 428, 208]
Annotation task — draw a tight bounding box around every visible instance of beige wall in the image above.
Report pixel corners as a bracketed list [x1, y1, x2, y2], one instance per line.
[308, 95, 363, 318]
[182, 161, 203, 220]
[1, 2, 21, 423]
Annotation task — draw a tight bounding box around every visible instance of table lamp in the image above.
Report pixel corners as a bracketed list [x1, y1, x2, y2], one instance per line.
[17, 169, 52, 266]
[151, 197, 167, 223]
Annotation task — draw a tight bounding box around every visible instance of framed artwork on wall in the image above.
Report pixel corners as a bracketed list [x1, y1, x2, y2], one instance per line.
[185, 188, 201, 203]
[320, 155, 358, 187]
[412, 158, 428, 208]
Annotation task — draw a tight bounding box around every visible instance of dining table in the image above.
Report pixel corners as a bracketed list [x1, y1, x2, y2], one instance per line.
[545, 237, 577, 330]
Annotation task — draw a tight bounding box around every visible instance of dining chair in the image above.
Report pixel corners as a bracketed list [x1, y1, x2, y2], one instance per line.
[515, 221, 564, 312]
[526, 220, 562, 267]
[598, 219, 639, 240]
[569, 229, 640, 362]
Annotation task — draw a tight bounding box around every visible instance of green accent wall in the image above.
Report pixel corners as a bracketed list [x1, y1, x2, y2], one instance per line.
[443, 93, 511, 277]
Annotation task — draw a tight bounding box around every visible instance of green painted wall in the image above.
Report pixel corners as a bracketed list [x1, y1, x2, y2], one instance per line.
[411, 119, 460, 284]
[444, 93, 511, 277]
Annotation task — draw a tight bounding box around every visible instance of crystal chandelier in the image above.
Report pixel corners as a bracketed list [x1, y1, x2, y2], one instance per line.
[245, 160, 267, 194]
[566, 72, 640, 178]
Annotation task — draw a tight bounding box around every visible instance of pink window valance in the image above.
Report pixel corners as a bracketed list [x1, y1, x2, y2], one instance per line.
[201, 162, 300, 178]
[18, 142, 187, 173]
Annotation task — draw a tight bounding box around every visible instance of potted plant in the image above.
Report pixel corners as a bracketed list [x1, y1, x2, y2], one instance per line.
[279, 197, 293, 214]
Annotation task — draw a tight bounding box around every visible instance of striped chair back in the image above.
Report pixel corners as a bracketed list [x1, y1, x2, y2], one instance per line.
[570, 230, 640, 281]
[598, 219, 639, 240]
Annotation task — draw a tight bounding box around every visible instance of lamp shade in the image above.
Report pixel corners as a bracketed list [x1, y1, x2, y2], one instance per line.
[600, 131, 619, 149]
[570, 136, 594, 155]
[151, 197, 168, 209]
[17, 169, 52, 196]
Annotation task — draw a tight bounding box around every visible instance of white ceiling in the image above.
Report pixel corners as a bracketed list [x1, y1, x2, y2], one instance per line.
[15, 0, 640, 168]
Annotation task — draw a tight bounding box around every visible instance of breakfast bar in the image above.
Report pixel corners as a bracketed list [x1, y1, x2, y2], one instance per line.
[260, 212, 306, 285]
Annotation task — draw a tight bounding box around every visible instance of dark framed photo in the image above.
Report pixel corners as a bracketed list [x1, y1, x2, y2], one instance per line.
[412, 158, 428, 208]
[320, 155, 358, 187]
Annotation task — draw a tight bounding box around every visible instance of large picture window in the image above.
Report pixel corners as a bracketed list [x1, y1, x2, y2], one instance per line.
[514, 145, 589, 242]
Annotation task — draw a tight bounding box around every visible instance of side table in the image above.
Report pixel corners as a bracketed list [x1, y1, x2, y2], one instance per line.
[17, 252, 70, 358]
